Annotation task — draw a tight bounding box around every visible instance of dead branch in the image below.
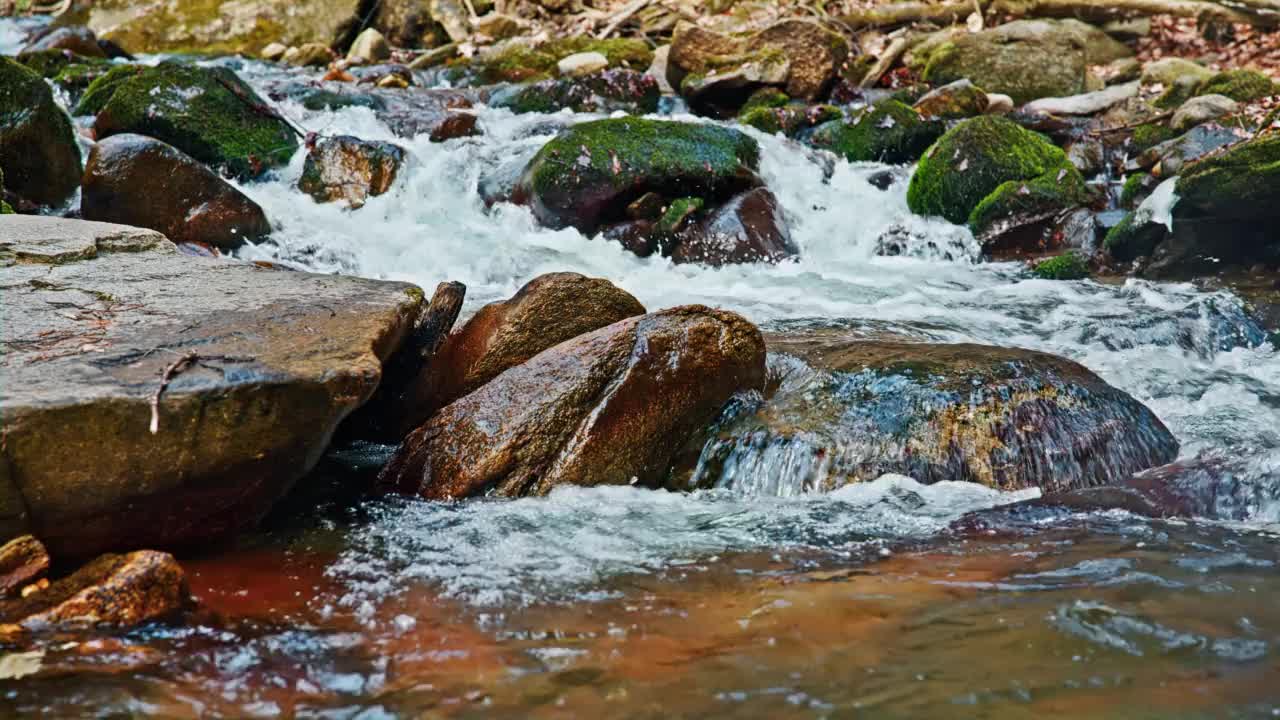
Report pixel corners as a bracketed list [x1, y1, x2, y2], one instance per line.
[149, 351, 198, 434]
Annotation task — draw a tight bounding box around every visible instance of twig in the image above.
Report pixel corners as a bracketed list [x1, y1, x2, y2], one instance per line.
[597, 0, 650, 39]
[149, 352, 198, 434]
[1089, 110, 1174, 135]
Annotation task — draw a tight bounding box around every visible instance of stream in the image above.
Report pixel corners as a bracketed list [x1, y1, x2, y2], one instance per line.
[4, 32, 1280, 717]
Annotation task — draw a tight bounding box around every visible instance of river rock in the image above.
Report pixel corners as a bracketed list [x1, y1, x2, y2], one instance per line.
[0, 217, 423, 557]
[754, 19, 849, 101]
[738, 103, 842, 137]
[907, 116, 1090, 244]
[670, 188, 798, 265]
[464, 37, 653, 84]
[513, 117, 761, 234]
[0, 536, 49, 597]
[558, 51, 608, 77]
[0, 58, 83, 208]
[346, 28, 391, 65]
[490, 69, 659, 115]
[393, 273, 647, 434]
[913, 79, 989, 120]
[912, 20, 1131, 104]
[70, 0, 364, 56]
[1140, 57, 1214, 88]
[809, 99, 943, 164]
[686, 337, 1179, 494]
[82, 134, 271, 250]
[91, 63, 300, 180]
[19, 25, 107, 58]
[1170, 94, 1239, 132]
[284, 43, 332, 67]
[0, 551, 188, 632]
[298, 135, 407, 209]
[379, 306, 766, 499]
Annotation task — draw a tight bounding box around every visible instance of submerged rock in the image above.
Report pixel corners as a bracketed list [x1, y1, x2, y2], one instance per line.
[513, 117, 761, 234]
[0, 57, 83, 208]
[489, 69, 659, 115]
[0, 551, 188, 632]
[906, 116, 1090, 245]
[82, 134, 271, 250]
[19, 25, 107, 58]
[912, 20, 1131, 104]
[298, 135, 407, 209]
[808, 99, 943, 164]
[0, 217, 422, 557]
[379, 306, 767, 499]
[687, 337, 1179, 494]
[90, 63, 300, 180]
[737, 103, 841, 137]
[393, 272, 647, 435]
[670, 188, 798, 265]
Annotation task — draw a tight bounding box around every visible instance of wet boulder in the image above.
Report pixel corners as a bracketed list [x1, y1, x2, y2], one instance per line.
[19, 25, 107, 58]
[18, 51, 116, 106]
[1195, 69, 1277, 104]
[754, 19, 850, 101]
[367, 88, 480, 141]
[379, 306, 767, 499]
[0, 536, 49, 597]
[0, 217, 423, 557]
[346, 28, 391, 65]
[90, 63, 299, 180]
[73, 63, 143, 117]
[686, 337, 1179, 494]
[679, 51, 791, 118]
[1171, 94, 1238, 132]
[513, 117, 762, 235]
[808, 99, 944, 164]
[463, 38, 653, 84]
[0, 58, 83, 208]
[670, 188, 798, 266]
[0, 551, 188, 632]
[298, 135, 407, 209]
[906, 116, 1090, 249]
[82, 134, 271, 250]
[489, 69, 659, 115]
[389, 273, 647, 436]
[737, 103, 841, 138]
[912, 20, 1131, 104]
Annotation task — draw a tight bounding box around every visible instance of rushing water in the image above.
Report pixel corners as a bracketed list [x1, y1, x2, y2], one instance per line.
[4, 29, 1280, 716]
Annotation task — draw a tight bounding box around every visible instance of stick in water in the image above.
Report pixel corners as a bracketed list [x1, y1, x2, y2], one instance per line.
[150, 352, 199, 434]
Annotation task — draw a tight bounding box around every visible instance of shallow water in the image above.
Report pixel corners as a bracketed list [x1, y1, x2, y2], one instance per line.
[4, 29, 1280, 717]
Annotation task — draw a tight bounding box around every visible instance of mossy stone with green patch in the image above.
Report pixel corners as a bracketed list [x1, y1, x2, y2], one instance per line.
[469, 37, 653, 84]
[1119, 172, 1150, 208]
[1031, 252, 1089, 280]
[809, 99, 943, 164]
[0, 57, 82, 207]
[739, 87, 790, 114]
[1103, 211, 1167, 261]
[91, 62, 299, 180]
[74, 64, 144, 116]
[738, 104, 841, 137]
[1176, 132, 1280, 220]
[491, 69, 659, 115]
[968, 169, 1090, 237]
[0, 167, 12, 214]
[1131, 122, 1177, 152]
[516, 117, 761, 233]
[907, 115, 1086, 228]
[17, 48, 110, 79]
[1195, 70, 1276, 104]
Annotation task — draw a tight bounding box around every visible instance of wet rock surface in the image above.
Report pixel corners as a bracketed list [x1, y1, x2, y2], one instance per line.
[82, 134, 271, 250]
[0, 217, 422, 558]
[489, 68, 658, 115]
[0, 536, 49, 597]
[298, 135, 407, 209]
[379, 306, 767, 500]
[688, 335, 1179, 494]
[670, 187, 798, 266]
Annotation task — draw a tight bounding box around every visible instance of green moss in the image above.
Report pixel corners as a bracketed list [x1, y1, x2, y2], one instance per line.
[1154, 79, 1198, 110]
[809, 100, 943, 164]
[1196, 69, 1277, 103]
[1176, 132, 1280, 219]
[520, 117, 759, 232]
[0, 166, 10, 214]
[472, 37, 653, 84]
[1103, 212, 1167, 261]
[91, 62, 299, 179]
[1119, 172, 1149, 208]
[969, 168, 1089, 235]
[300, 90, 386, 112]
[1131, 122, 1177, 152]
[18, 49, 86, 77]
[738, 104, 840, 137]
[0, 57, 82, 207]
[907, 116, 1083, 227]
[74, 64, 145, 116]
[1031, 252, 1089, 280]
[740, 87, 790, 114]
[656, 197, 705, 234]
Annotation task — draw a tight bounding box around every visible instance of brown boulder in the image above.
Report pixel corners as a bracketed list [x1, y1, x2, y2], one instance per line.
[298, 135, 406, 209]
[379, 306, 767, 499]
[82, 134, 271, 250]
[20, 25, 107, 58]
[671, 188, 797, 266]
[0, 536, 49, 597]
[393, 273, 645, 435]
[754, 19, 849, 101]
[0, 551, 188, 632]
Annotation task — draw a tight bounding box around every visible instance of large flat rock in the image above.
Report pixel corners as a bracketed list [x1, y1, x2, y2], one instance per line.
[0, 217, 422, 557]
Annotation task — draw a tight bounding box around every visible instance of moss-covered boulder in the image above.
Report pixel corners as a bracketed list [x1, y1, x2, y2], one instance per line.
[738, 103, 841, 137]
[913, 20, 1131, 105]
[514, 117, 761, 233]
[1177, 132, 1280, 221]
[906, 116, 1088, 231]
[490, 69, 659, 115]
[808, 99, 943, 164]
[91, 63, 299, 180]
[912, 79, 990, 120]
[1195, 69, 1277, 104]
[0, 57, 82, 208]
[73, 63, 143, 116]
[684, 337, 1178, 494]
[1031, 252, 1090, 280]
